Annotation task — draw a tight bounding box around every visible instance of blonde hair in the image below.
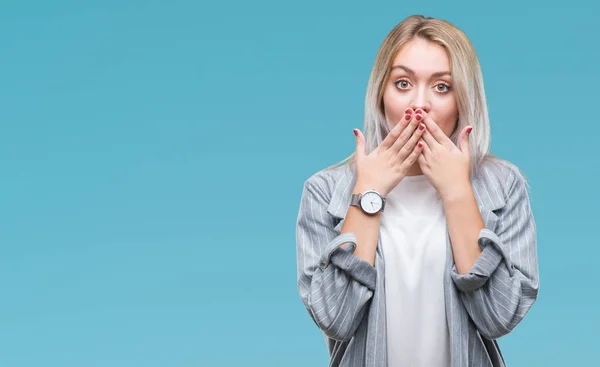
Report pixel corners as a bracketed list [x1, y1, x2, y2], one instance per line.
[327, 14, 521, 180]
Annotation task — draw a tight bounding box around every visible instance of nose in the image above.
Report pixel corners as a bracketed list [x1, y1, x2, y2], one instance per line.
[410, 89, 431, 113]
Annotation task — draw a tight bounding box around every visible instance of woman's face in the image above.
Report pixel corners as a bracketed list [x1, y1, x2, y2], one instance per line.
[382, 38, 458, 137]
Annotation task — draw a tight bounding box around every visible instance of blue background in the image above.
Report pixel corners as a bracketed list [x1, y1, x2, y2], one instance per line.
[1, 0, 597, 365]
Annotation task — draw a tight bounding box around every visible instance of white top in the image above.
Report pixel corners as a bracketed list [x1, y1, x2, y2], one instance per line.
[379, 174, 451, 367]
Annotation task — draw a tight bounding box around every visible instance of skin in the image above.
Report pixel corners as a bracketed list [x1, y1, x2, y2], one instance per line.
[382, 37, 459, 176]
[347, 37, 486, 274]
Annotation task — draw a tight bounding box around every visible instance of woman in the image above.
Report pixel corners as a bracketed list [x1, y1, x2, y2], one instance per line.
[295, 15, 539, 367]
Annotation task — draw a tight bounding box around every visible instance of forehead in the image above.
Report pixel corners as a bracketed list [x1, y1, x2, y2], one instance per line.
[391, 38, 450, 74]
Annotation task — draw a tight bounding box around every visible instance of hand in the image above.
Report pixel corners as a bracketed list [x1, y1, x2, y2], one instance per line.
[416, 110, 473, 201]
[353, 108, 426, 197]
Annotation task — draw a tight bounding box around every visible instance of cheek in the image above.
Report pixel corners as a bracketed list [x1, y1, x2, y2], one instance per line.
[435, 99, 459, 136]
[383, 88, 411, 128]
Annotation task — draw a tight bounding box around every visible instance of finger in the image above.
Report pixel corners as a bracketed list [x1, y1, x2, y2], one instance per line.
[421, 129, 438, 148]
[389, 112, 421, 154]
[379, 108, 414, 150]
[419, 111, 454, 149]
[394, 122, 425, 160]
[353, 128, 366, 162]
[420, 138, 432, 157]
[458, 126, 473, 155]
[401, 138, 424, 168]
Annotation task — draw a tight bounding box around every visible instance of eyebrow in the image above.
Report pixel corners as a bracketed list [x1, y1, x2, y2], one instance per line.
[391, 65, 451, 78]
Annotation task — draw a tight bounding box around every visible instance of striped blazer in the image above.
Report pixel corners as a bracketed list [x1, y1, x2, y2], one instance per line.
[295, 158, 539, 367]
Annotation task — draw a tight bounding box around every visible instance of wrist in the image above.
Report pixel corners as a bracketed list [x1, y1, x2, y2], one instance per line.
[440, 181, 473, 203]
[353, 182, 387, 197]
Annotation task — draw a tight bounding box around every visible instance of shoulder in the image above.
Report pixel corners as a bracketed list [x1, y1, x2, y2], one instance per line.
[302, 163, 354, 202]
[476, 157, 527, 190]
[473, 156, 530, 209]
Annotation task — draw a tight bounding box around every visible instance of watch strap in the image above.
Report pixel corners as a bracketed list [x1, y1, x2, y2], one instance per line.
[350, 193, 361, 207]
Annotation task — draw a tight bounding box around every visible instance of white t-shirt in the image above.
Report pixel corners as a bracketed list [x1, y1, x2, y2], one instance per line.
[379, 174, 451, 367]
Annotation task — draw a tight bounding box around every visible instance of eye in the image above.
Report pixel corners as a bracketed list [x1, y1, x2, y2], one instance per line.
[394, 78, 411, 90]
[434, 82, 451, 93]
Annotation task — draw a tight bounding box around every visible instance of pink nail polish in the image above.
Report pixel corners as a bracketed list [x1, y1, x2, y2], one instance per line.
[415, 114, 422, 121]
[419, 124, 425, 130]
[467, 126, 473, 133]
[405, 114, 411, 120]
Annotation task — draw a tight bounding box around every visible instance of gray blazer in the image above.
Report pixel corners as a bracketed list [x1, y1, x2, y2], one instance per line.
[295, 158, 539, 367]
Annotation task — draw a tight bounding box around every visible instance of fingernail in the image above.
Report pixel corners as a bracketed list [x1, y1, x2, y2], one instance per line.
[405, 114, 411, 121]
[415, 114, 422, 121]
[418, 124, 425, 130]
[466, 126, 473, 133]
[405, 108, 413, 114]
[418, 142, 423, 148]
[415, 109, 423, 114]
[353, 129, 358, 136]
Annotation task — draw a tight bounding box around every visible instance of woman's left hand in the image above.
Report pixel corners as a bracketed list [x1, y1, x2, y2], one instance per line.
[416, 111, 474, 201]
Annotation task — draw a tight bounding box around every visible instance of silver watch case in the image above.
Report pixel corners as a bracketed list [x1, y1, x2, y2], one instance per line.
[350, 190, 386, 215]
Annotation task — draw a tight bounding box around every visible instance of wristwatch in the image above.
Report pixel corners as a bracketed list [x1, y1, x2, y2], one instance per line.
[350, 190, 386, 215]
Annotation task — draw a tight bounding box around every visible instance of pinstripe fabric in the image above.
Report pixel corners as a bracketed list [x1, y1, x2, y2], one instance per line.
[296, 158, 539, 367]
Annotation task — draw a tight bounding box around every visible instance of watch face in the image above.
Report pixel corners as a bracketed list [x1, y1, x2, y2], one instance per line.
[360, 191, 383, 214]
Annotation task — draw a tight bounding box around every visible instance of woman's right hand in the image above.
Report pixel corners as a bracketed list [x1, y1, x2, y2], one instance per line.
[353, 108, 425, 197]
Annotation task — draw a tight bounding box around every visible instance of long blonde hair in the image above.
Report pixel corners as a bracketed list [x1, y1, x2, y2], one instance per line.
[328, 15, 519, 179]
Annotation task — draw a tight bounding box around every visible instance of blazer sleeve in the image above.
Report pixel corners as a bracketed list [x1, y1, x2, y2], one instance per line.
[296, 174, 377, 342]
[450, 169, 539, 340]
